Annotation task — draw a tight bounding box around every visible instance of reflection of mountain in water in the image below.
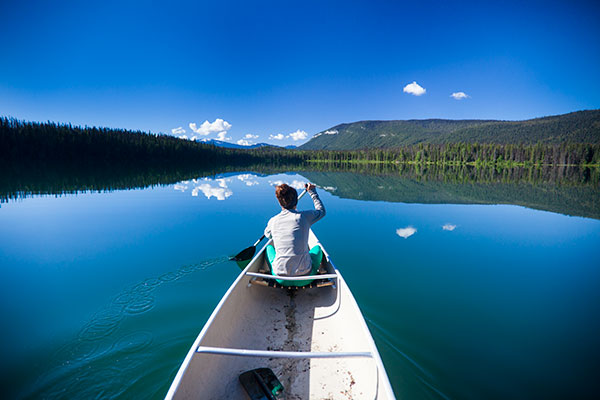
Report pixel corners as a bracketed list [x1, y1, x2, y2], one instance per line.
[300, 166, 600, 220]
[2, 162, 598, 220]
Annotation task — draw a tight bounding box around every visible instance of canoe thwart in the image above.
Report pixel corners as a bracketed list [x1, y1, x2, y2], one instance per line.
[245, 272, 338, 281]
[249, 277, 335, 289]
[196, 345, 373, 359]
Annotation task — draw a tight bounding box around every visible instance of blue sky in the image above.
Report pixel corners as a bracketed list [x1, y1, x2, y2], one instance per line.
[1, 0, 599, 146]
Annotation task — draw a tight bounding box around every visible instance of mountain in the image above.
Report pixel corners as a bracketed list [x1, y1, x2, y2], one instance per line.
[198, 139, 277, 149]
[299, 110, 600, 150]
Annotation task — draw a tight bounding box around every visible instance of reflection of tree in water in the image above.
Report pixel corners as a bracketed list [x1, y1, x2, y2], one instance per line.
[2, 162, 598, 219]
[298, 164, 600, 220]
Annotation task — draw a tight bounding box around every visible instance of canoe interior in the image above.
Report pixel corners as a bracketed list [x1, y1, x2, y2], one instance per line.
[169, 231, 394, 399]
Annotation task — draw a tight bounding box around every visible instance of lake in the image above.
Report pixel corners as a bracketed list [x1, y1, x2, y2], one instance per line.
[1, 167, 599, 399]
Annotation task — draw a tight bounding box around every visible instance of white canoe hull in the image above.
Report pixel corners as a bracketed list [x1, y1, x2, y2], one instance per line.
[166, 230, 395, 399]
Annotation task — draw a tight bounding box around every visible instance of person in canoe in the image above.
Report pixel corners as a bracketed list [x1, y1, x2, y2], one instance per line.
[264, 183, 326, 286]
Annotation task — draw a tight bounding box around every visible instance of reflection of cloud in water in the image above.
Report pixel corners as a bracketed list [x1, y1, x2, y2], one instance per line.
[173, 177, 234, 200]
[268, 179, 306, 190]
[396, 226, 417, 239]
[442, 224, 457, 231]
[192, 178, 232, 200]
[236, 174, 259, 186]
[322, 186, 337, 192]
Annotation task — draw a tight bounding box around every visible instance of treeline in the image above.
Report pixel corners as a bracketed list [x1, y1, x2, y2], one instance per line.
[0, 117, 302, 169]
[2, 118, 599, 172]
[302, 142, 600, 166]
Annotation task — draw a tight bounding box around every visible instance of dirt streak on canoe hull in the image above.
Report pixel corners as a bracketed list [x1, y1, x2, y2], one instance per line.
[166, 230, 395, 399]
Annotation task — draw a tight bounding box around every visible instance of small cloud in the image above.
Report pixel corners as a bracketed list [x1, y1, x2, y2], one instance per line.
[237, 174, 259, 186]
[269, 130, 308, 141]
[450, 92, 469, 100]
[288, 129, 308, 141]
[442, 223, 457, 231]
[179, 135, 189, 140]
[171, 127, 186, 135]
[173, 183, 188, 192]
[244, 134, 259, 139]
[403, 81, 426, 96]
[289, 180, 306, 190]
[236, 139, 252, 146]
[191, 178, 232, 200]
[217, 131, 230, 141]
[396, 226, 417, 239]
[268, 179, 304, 190]
[189, 118, 232, 136]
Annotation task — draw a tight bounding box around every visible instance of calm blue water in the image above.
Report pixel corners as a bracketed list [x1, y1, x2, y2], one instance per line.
[1, 171, 599, 399]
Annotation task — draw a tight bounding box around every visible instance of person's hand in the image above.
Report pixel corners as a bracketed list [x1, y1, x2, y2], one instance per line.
[305, 183, 316, 191]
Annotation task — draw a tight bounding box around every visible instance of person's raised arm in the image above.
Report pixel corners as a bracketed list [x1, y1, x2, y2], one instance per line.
[264, 219, 272, 239]
[304, 183, 326, 224]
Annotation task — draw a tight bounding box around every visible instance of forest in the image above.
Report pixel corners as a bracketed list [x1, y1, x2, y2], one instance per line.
[2, 117, 599, 172]
[300, 109, 600, 150]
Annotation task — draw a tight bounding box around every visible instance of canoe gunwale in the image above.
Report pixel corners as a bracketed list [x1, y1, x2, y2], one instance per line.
[165, 232, 397, 400]
[164, 237, 273, 400]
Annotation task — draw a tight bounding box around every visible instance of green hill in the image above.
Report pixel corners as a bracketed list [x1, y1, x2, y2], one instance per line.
[299, 110, 600, 150]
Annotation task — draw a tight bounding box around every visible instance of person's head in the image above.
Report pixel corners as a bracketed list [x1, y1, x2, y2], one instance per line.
[275, 184, 298, 210]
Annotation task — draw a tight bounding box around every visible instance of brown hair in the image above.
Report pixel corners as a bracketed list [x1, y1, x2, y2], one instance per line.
[275, 184, 298, 209]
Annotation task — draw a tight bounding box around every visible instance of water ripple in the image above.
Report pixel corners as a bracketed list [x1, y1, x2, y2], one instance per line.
[27, 256, 228, 399]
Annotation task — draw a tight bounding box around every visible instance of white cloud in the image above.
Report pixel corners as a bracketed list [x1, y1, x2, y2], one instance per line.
[396, 226, 417, 239]
[442, 223, 457, 231]
[171, 127, 186, 135]
[288, 129, 308, 141]
[237, 174, 259, 186]
[191, 178, 232, 200]
[179, 135, 189, 140]
[450, 92, 469, 100]
[289, 180, 306, 190]
[403, 81, 426, 96]
[217, 131, 230, 141]
[189, 118, 232, 136]
[236, 139, 252, 146]
[269, 130, 308, 141]
[267, 179, 305, 190]
[244, 134, 259, 139]
[174, 183, 188, 192]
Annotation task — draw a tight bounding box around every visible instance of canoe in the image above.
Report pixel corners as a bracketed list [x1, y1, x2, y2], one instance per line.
[165, 229, 396, 399]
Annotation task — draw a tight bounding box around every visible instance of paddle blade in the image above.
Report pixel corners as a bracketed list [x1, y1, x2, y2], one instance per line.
[230, 246, 256, 263]
[235, 259, 252, 270]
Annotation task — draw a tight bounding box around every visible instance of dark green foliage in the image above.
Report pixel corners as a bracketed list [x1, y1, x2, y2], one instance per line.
[0, 117, 304, 169]
[300, 110, 600, 150]
[301, 142, 600, 166]
[299, 165, 600, 219]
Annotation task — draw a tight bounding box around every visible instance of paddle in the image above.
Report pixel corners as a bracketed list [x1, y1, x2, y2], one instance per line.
[230, 188, 309, 269]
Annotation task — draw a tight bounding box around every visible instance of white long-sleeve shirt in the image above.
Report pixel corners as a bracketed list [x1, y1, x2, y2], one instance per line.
[264, 189, 326, 276]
